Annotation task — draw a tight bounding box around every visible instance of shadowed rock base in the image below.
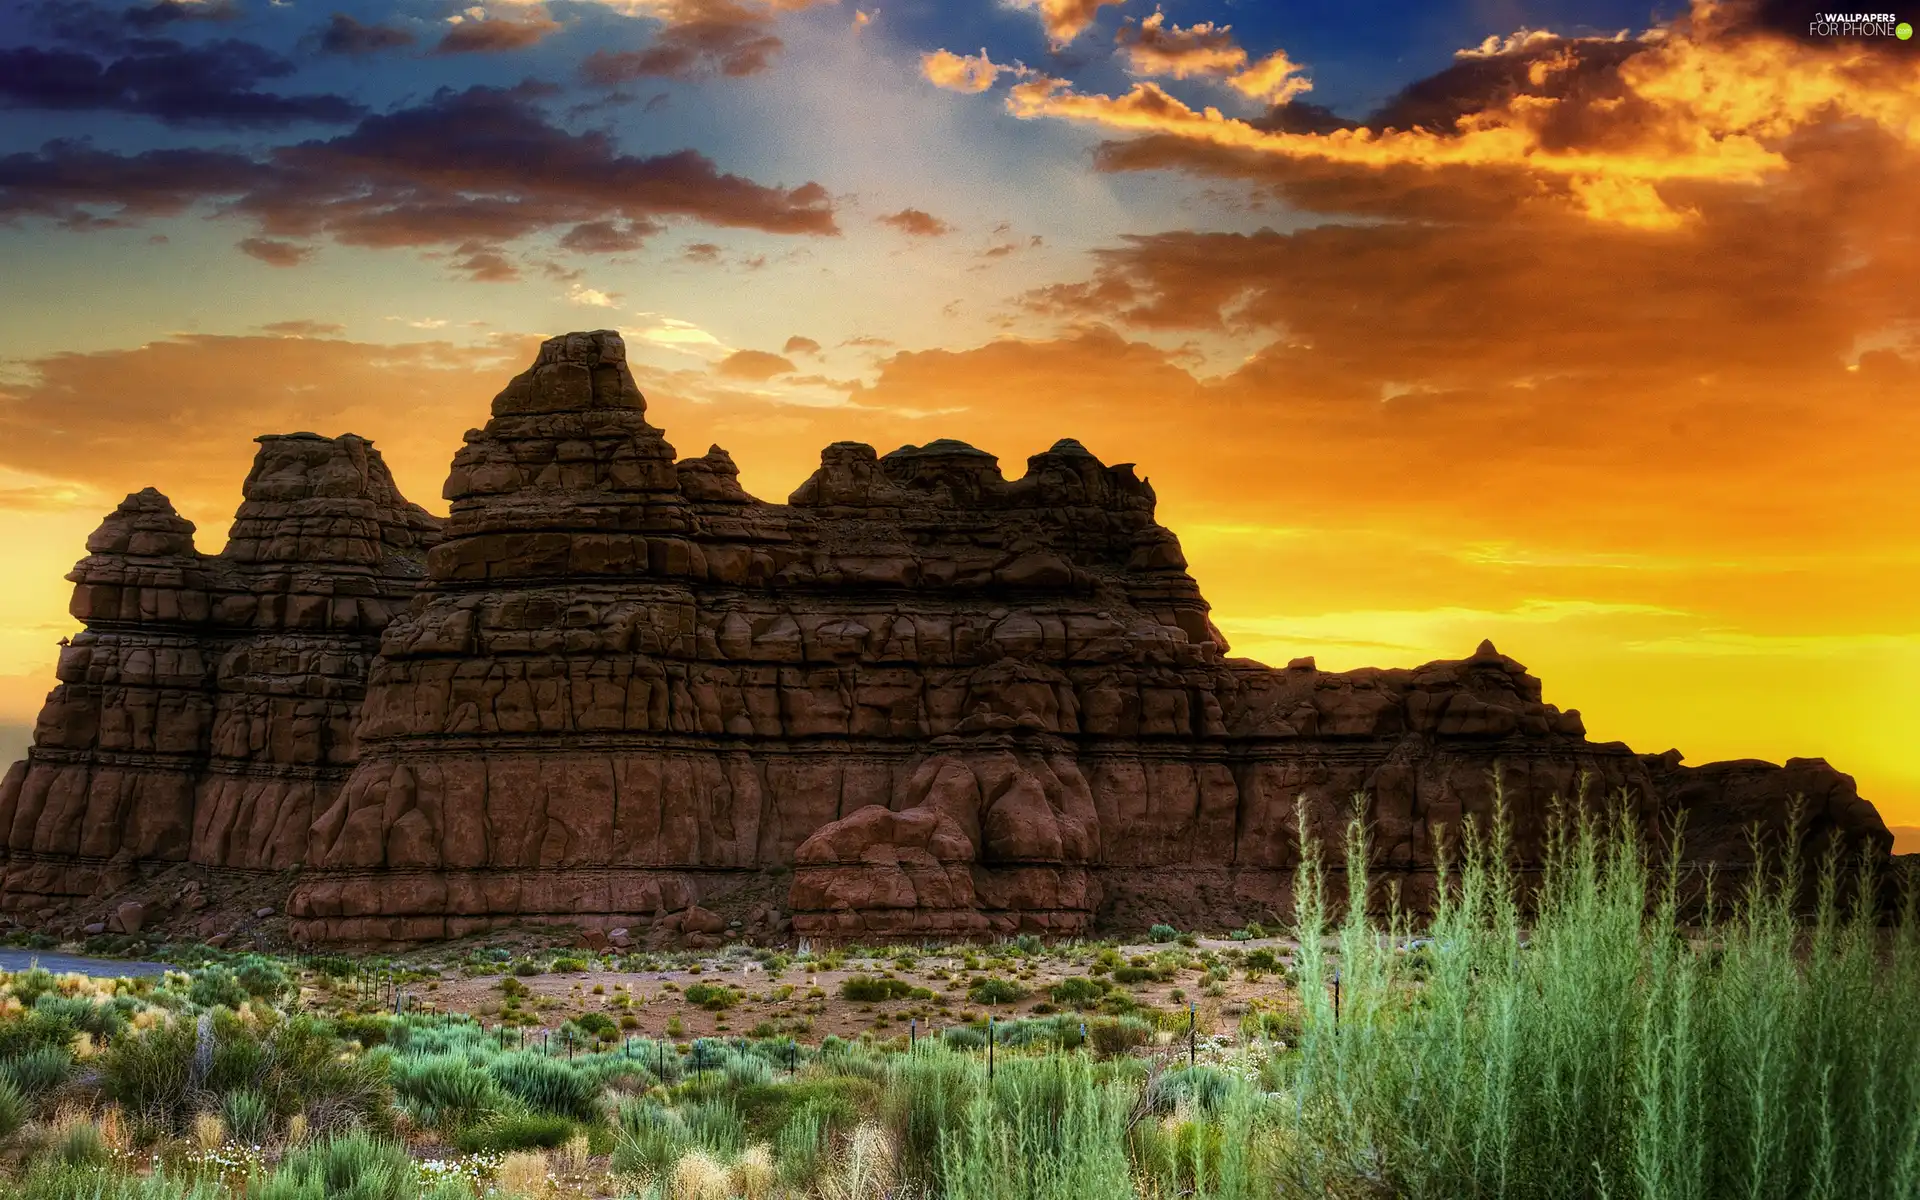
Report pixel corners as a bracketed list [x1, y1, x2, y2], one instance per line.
[0, 331, 1894, 944]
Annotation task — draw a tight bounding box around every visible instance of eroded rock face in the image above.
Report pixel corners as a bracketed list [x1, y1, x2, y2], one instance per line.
[0, 435, 438, 917]
[0, 331, 1895, 942]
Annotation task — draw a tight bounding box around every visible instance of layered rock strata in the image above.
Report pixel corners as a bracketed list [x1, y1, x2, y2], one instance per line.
[0, 435, 438, 915]
[0, 331, 1894, 942]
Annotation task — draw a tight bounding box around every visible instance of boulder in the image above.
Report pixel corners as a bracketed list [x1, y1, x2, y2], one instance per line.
[112, 901, 147, 934]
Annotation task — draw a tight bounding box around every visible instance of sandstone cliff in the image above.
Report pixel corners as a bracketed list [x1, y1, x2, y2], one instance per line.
[0, 331, 1893, 943]
[0, 435, 438, 919]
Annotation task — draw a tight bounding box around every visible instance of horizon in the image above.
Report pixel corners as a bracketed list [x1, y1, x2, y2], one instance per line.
[1, 0, 1916, 832]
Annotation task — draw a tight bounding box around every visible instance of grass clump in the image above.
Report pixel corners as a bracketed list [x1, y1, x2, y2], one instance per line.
[683, 982, 741, 1012]
[486, 1052, 601, 1121]
[839, 975, 927, 1003]
[1270, 780, 1920, 1200]
[966, 978, 1027, 1006]
[252, 1130, 412, 1200]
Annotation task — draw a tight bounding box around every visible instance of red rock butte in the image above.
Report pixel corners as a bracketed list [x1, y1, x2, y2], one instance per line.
[0, 331, 1894, 944]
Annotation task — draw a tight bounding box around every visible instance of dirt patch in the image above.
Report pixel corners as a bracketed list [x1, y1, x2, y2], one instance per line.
[303, 937, 1307, 1046]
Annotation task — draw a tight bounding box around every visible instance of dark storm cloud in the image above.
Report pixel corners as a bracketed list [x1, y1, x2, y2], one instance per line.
[0, 38, 365, 127]
[316, 13, 416, 55]
[0, 85, 838, 247]
[0, 140, 267, 226]
[122, 0, 238, 31]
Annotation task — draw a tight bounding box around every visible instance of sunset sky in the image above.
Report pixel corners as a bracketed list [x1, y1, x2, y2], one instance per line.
[0, 0, 1915, 835]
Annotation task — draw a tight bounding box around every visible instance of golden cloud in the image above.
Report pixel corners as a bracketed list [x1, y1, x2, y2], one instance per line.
[714, 348, 798, 380]
[1004, 0, 1122, 48]
[921, 48, 1003, 94]
[1116, 12, 1247, 79]
[1002, 4, 1920, 228]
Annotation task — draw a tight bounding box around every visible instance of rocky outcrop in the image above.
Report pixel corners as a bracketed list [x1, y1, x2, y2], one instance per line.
[0, 331, 1895, 943]
[0, 434, 438, 918]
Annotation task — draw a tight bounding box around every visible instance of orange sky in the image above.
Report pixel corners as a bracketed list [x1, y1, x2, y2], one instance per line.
[0, 0, 1915, 832]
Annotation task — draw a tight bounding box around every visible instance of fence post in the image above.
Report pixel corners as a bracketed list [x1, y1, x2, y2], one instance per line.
[910, 1018, 916, 1051]
[988, 1016, 995, 1082]
[1189, 1002, 1196, 1068]
[1333, 968, 1341, 1026]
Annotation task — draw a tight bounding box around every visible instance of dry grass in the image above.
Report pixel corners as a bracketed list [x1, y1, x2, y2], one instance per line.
[733, 1143, 776, 1199]
[191, 1111, 225, 1152]
[671, 1149, 735, 1200]
[818, 1124, 896, 1200]
[96, 1104, 131, 1156]
[554, 1131, 591, 1174]
[497, 1149, 551, 1198]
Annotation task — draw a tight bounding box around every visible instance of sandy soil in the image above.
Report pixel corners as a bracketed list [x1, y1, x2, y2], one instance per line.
[299, 937, 1308, 1046]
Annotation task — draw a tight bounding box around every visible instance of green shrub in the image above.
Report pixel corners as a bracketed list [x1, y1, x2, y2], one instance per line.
[329, 1013, 394, 1046]
[967, 977, 1027, 1006]
[0, 1078, 27, 1139]
[1109, 965, 1156, 985]
[840, 974, 914, 1002]
[187, 968, 249, 1011]
[100, 1010, 391, 1136]
[1243, 948, 1280, 973]
[681, 1096, 747, 1155]
[0, 1010, 80, 1062]
[610, 1103, 685, 1176]
[550, 957, 587, 973]
[2, 1045, 73, 1098]
[220, 1088, 273, 1144]
[775, 1103, 832, 1186]
[1148, 924, 1179, 943]
[1153, 1065, 1232, 1115]
[41, 1121, 109, 1169]
[1239, 1007, 1300, 1042]
[683, 982, 739, 1012]
[33, 993, 127, 1039]
[1087, 1016, 1152, 1057]
[453, 1111, 578, 1153]
[253, 1131, 412, 1200]
[232, 956, 292, 1001]
[511, 961, 541, 977]
[7, 968, 59, 1005]
[13, 1163, 222, 1200]
[567, 1012, 619, 1042]
[1048, 977, 1108, 1008]
[486, 1052, 600, 1120]
[391, 1053, 506, 1129]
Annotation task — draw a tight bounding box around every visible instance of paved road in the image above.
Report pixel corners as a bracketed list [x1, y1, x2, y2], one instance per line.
[0, 950, 171, 978]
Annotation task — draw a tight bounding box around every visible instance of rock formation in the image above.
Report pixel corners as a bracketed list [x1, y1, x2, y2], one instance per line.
[0, 331, 1894, 943]
[0, 435, 438, 918]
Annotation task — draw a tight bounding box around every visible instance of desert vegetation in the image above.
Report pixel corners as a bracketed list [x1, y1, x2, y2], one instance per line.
[1, 795, 1914, 1199]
